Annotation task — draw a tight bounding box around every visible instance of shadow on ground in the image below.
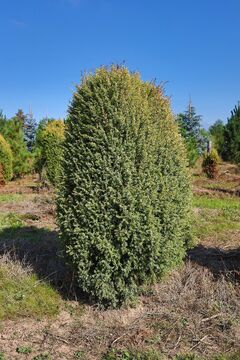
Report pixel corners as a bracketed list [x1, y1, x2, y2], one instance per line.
[188, 244, 240, 282]
[0, 225, 81, 300]
[0, 224, 239, 304]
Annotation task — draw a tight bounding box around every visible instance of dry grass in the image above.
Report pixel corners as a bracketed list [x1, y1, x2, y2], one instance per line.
[192, 161, 240, 198]
[0, 169, 239, 359]
[0, 252, 32, 277]
[0, 262, 239, 359]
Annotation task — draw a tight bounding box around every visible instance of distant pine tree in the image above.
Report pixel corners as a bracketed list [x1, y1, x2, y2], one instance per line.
[4, 114, 30, 177]
[209, 119, 225, 155]
[24, 110, 37, 152]
[177, 102, 203, 166]
[177, 102, 201, 142]
[0, 110, 8, 133]
[15, 109, 26, 126]
[223, 104, 240, 163]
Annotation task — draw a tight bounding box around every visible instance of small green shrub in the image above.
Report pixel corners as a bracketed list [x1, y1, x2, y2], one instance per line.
[0, 352, 5, 360]
[16, 346, 32, 354]
[74, 351, 85, 359]
[202, 148, 220, 179]
[102, 349, 163, 360]
[175, 355, 199, 360]
[35, 119, 65, 186]
[0, 134, 13, 183]
[32, 354, 52, 360]
[185, 136, 199, 167]
[57, 66, 191, 308]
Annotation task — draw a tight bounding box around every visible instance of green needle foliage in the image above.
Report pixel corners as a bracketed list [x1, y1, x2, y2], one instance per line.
[0, 110, 31, 178]
[3, 116, 31, 178]
[176, 104, 203, 166]
[209, 120, 225, 155]
[222, 104, 240, 163]
[35, 119, 65, 186]
[57, 65, 191, 308]
[0, 134, 13, 183]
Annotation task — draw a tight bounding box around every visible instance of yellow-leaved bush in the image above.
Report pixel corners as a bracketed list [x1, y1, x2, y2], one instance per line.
[202, 148, 220, 179]
[35, 120, 65, 186]
[0, 134, 13, 183]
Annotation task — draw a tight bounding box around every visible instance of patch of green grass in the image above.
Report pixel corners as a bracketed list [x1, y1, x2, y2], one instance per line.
[192, 196, 240, 241]
[201, 353, 240, 360]
[0, 194, 25, 203]
[0, 352, 5, 360]
[175, 356, 199, 360]
[102, 349, 163, 360]
[217, 353, 240, 360]
[0, 212, 40, 233]
[0, 263, 61, 320]
[21, 213, 39, 221]
[0, 217, 61, 321]
[102, 351, 240, 360]
[193, 196, 240, 210]
[203, 181, 239, 191]
[0, 213, 23, 230]
[194, 209, 240, 239]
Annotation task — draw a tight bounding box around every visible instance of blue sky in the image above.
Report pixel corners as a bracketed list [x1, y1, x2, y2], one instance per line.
[0, 0, 240, 128]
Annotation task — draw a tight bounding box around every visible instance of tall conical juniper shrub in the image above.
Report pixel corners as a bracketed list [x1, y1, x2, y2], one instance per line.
[57, 66, 191, 308]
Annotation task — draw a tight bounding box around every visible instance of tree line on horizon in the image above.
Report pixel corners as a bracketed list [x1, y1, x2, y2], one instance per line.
[176, 102, 240, 168]
[0, 98, 240, 185]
